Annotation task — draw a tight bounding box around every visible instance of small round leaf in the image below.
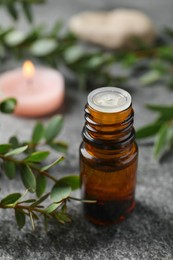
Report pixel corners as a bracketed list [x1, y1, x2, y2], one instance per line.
[36, 174, 47, 198]
[0, 98, 17, 114]
[51, 183, 71, 203]
[5, 31, 27, 46]
[58, 176, 80, 191]
[0, 144, 11, 154]
[45, 115, 63, 142]
[32, 122, 44, 144]
[25, 151, 49, 163]
[45, 202, 62, 214]
[5, 145, 28, 157]
[15, 209, 26, 229]
[1, 193, 21, 205]
[20, 165, 36, 193]
[4, 161, 16, 179]
[30, 39, 57, 56]
[9, 136, 19, 149]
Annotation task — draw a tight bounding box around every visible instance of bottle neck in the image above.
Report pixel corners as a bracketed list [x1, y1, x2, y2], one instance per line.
[82, 104, 135, 150]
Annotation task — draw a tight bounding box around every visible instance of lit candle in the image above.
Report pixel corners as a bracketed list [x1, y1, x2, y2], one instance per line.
[0, 61, 65, 117]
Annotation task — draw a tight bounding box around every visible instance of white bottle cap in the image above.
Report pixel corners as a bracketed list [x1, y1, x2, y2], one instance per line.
[88, 87, 132, 113]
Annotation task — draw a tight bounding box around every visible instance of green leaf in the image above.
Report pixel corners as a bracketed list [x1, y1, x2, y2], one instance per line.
[36, 174, 47, 198]
[1, 193, 21, 205]
[164, 27, 173, 38]
[5, 145, 28, 157]
[61, 203, 67, 213]
[9, 136, 19, 149]
[146, 104, 173, 114]
[45, 115, 63, 142]
[51, 183, 71, 203]
[0, 98, 17, 113]
[20, 165, 36, 192]
[86, 53, 112, 69]
[31, 122, 44, 144]
[0, 144, 11, 154]
[40, 156, 64, 172]
[136, 122, 162, 139]
[26, 25, 44, 41]
[0, 44, 5, 58]
[5, 31, 27, 46]
[122, 53, 137, 67]
[58, 175, 80, 191]
[29, 212, 35, 230]
[50, 21, 63, 37]
[25, 151, 49, 163]
[140, 70, 162, 86]
[154, 123, 168, 159]
[55, 212, 71, 224]
[31, 193, 49, 207]
[15, 209, 26, 229]
[64, 45, 84, 64]
[22, 2, 33, 23]
[6, 2, 18, 20]
[0, 27, 13, 39]
[44, 202, 62, 214]
[49, 141, 68, 153]
[44, 215, 48, 232]
[146, 104, 173, 121]
[167, 76, 173, 89]
[30, 39, 57, 56]
[150, 60, 168, 74]
[4, 161, 16, 179]
[31, 211, 39, 220]
[18, 199, 36, 204]
[157, 46, 173, 61]
[167, 124, 173, 146]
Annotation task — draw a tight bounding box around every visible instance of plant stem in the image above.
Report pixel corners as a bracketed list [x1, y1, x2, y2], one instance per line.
[0, 202, 47, 216]
[0, 153, 58, 183]
[69, 196, 97, 203]
[31, 164, 58, 182]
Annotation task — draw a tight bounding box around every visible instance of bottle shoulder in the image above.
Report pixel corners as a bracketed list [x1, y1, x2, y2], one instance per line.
[80, 141, 138, 168]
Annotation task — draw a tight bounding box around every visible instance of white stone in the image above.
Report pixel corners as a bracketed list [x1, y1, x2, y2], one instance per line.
[69, 9, 156, 49]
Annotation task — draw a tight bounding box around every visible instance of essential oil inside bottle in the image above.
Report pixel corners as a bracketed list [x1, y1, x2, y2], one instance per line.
[80, 87, 138, 226]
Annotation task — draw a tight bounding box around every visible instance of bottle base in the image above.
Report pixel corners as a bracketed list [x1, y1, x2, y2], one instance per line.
[83, 198, 136, 226]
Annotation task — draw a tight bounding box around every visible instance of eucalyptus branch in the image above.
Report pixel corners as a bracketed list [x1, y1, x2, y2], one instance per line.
[0, 192, 96, 230]
[1, 23, 173, 89]
[0, 23, 127, 89]
[0, 151, 61, 183]
[9, 115, 68, 154]
[0, 113, 81, 230]
[0, 191, 71, 229]
[136, 104, 173, 160]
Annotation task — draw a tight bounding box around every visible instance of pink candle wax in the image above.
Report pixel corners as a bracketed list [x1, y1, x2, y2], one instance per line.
[0, 61, 65, 117]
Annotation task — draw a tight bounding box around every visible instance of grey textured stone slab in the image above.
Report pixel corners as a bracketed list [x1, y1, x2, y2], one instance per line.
[0, 86, 173, 260]
[0, 1, 173, 260]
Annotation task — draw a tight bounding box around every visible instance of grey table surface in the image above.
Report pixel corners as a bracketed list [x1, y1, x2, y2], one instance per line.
[0, 1, 173, 260]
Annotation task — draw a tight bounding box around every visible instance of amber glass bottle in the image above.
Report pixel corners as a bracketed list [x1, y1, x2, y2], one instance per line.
[80, 87, 138, 226]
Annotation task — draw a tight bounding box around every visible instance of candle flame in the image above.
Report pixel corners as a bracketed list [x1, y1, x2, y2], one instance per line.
[23, 60, 35, 79]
